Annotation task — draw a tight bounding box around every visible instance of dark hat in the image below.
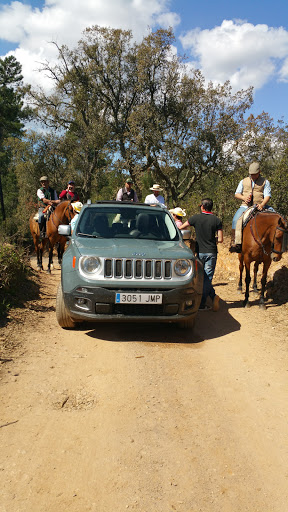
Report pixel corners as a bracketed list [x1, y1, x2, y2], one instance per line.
[125, 177, 133, 183]
[40, 176, 48, 182]
[68, 180, 75, 184]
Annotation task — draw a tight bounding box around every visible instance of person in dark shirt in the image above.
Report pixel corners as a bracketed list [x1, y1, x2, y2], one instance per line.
[179, 198, 223, 311]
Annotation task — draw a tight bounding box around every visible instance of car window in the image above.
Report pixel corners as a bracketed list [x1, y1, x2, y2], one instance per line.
[76, 207, 179, 241]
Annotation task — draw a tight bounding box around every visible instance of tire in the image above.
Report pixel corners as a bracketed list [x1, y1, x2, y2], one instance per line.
[178, 316, 195, 330]
[56, 283, 76, 329]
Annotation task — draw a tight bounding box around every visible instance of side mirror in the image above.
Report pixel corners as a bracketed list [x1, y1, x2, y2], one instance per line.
[181, 229, 191, 240]
[58, 224, 71, 236]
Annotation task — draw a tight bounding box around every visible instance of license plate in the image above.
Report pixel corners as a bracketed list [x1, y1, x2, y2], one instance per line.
[115, 293, 162, 304]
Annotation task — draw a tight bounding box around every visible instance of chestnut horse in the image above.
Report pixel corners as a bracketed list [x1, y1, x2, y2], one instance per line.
[237, 211, 288, 308]
[29, 215, 48, 271]
[46, 200, 75, 273]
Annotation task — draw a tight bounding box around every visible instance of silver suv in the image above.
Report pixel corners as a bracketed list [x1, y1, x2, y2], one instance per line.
[56, 202, 203, 329]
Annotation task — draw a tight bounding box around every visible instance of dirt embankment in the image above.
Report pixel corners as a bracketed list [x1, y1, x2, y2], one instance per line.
[0, 244, 287, 512]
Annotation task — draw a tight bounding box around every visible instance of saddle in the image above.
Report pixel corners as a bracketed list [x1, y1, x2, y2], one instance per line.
[235, 206, 258, 244]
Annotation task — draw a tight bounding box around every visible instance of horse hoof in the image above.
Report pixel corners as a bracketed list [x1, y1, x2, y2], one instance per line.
[252, 287, 258, 293]
[259, 303, 266, 310]
[237, 288, 242, 294]
[243, 301, 250, 308]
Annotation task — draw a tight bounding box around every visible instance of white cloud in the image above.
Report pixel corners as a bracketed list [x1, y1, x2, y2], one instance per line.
[180, 20, 288, 91]
[0, 0, 179, 87]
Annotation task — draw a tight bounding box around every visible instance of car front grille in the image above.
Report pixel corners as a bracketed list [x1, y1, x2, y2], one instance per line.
[104, 258, 172, 280]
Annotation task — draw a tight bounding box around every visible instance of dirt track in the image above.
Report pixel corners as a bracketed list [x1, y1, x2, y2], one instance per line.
[0, 245, 287, 512]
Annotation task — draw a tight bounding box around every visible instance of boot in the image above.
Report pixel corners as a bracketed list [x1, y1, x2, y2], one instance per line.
[39, 220, 46, 239]
[229, 229, 242, 253]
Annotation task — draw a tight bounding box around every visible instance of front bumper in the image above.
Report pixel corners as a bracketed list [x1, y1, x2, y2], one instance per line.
[64, 284, 202, 324]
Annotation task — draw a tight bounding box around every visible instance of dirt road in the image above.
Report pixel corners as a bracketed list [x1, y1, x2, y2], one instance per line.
[1, 245, 287, 512]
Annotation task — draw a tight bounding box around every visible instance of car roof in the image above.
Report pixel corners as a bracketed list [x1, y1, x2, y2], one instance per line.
[83, 201, 164, 209]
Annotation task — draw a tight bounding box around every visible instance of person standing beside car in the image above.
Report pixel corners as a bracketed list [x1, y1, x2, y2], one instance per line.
[179, 198, 223, 311]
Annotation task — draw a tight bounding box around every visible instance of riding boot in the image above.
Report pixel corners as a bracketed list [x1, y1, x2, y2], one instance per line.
[229, 229, 242, 253]
[39, 220, 46, 239]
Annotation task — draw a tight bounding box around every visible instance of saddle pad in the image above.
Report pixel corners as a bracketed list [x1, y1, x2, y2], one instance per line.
[33, 213, 39, 221]
[242, 206, 257, 227]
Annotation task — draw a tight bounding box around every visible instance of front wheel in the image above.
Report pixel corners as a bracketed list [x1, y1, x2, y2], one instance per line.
[178, 316, 195, 330]
[56, 283, 76, 329]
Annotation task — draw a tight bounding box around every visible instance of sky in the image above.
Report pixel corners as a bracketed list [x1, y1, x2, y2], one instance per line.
[0, 0, 288, 123]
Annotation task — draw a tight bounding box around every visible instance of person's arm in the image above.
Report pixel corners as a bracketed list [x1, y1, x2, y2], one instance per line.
[59, 190, 67, 200]
[257, 180, 271, 210]
[234, 180, 251, 205]
[217, 229, 223, 243]
[133, 191, 139, 203]
[178, 220, 190, 230]
[116, 189, 123, 201]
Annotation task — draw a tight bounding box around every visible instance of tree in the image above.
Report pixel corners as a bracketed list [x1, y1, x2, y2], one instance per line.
[0, 56, 31, 221]
[30, 27, 255, 204]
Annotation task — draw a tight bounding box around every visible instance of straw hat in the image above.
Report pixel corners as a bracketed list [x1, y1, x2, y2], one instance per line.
[71, 201, 83, 213]
[150, 184, 163, 191]
[39, 176, 48, 182]
[169, 207, 186, 217]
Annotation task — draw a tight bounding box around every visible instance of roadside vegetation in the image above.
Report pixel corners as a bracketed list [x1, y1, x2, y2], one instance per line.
[0, 26, 288, 315]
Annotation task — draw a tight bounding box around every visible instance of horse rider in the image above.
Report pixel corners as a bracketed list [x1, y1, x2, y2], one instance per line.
[116, 177, 139, 202]
[229, 162, 274, 253]
[59, 180, 80, 202]
[144, 184, 166, 207]
[37, 176, 60, 238]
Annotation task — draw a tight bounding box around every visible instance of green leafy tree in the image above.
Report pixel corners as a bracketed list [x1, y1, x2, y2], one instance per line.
[0, 56, 31, 221]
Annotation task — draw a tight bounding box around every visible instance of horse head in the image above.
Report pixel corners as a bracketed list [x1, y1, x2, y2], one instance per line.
[271, 216, 288, 261]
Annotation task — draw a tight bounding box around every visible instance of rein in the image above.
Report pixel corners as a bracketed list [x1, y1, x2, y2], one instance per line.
[50, 203, 74, 229]
[250, 212, 287, 256]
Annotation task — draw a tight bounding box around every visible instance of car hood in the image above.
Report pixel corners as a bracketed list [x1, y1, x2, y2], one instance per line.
[73, 237, 193, 260]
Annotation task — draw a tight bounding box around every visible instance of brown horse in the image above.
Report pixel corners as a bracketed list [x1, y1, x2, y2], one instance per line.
[237, 211, 288, 308]
[46, 200, 75, 273]
[29, 214, 48, 271]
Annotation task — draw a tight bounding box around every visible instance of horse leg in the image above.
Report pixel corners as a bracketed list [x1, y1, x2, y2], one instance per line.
[259, 260, 271, 310]
[252, 261, 259, 293]
[237, 254, 244, 293]
[243, 262, 251, 308]
[47, 242, 53, 274]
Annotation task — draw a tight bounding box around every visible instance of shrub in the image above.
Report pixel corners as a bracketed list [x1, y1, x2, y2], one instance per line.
[0, 241, 30, 316]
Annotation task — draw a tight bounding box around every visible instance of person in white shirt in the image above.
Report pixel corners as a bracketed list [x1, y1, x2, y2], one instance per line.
[144, 184, 166, 207]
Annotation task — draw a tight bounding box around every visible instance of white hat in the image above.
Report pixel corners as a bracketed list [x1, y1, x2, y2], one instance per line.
[169, 207, 186, 217]
[150, 184, 163, 191]
[72, 201, 83, 213]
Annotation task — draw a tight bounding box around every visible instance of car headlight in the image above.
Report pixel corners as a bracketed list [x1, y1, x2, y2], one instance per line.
[80, 256, 101, 274]
[174, 259, 192, 276]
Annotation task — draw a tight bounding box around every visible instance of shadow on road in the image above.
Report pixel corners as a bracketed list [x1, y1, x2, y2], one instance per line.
[83, 297, 240, 344]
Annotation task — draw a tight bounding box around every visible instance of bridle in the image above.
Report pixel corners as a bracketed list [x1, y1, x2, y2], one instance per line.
[250, 212, 288, 256]
[50, 202, 74, 229]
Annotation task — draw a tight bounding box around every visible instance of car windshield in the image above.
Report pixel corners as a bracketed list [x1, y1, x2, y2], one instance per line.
[76, 206, 179, 241]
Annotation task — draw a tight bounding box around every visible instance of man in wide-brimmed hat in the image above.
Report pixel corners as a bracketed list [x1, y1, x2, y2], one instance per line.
[144, 184, 166, 207]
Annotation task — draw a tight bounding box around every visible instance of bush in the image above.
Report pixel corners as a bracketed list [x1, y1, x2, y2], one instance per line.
[0, 241, 30, 316]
